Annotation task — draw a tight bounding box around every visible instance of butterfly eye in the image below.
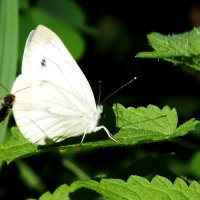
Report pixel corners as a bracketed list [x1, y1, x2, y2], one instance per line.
[41, 58, 46, 67]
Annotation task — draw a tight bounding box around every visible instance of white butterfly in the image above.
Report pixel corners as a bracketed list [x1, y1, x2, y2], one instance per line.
[11, 25, 117, 145]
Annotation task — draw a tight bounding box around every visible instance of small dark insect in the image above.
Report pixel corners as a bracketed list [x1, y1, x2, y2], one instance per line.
[41, 58, 46, 67]
[0, 94, 15, 122]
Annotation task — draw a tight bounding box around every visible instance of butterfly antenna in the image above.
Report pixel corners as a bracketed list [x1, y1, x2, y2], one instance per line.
[101, 77, 137, 104]
[97, 81, 102, 105]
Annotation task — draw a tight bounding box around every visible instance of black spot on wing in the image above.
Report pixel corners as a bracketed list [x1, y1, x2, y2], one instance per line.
[41, 58, 47, 67]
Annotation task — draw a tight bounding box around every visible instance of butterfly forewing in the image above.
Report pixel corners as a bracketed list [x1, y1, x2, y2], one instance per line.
[22, 25, 96, 110]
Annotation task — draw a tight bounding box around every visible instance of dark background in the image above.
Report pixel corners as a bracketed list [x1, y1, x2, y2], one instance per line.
[77, 0, 200, 112]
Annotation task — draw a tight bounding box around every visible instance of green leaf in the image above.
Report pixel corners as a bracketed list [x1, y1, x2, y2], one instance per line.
[39, 184, 73, 200]
[136, 28, 200, 70]
[0, 128, 37, 166]
[0, 104, 197, 166]
[19, 2, 86, 61]
[16, 160, 46, 192]
[0, 0, 18, 142]
[188, 152, 200, 178]
[37, 175, 200, 200]
[62, 158, 90, 180]
[113, 104, 198, 144]
[37, 0, 92, 32]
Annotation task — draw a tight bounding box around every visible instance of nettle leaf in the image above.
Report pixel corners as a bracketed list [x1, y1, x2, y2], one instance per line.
[0, 104, 198, 166]
[113, 104, 198, 144]
[136, 28, 200, 70]
[39, 184, 73, 200]
[38, 175, 200, 200]
[0, 128, 37, 166]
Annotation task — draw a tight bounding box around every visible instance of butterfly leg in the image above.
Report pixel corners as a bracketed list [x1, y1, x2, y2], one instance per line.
[81, 131, 87, 143]
[95, 125, 119, 143]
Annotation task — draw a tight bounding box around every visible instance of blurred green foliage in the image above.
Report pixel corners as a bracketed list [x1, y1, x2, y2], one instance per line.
[0, 0, 18, 144]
